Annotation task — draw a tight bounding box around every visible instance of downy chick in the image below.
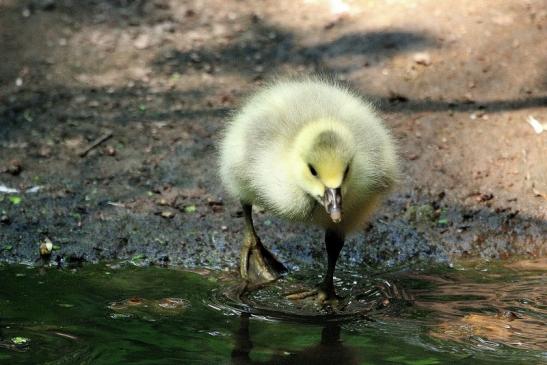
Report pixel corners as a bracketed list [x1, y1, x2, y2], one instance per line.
[219, 78, 398, 302]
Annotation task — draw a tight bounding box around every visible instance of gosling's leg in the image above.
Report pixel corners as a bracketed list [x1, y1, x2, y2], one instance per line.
[318, 229, 345, 303]
[231, 313, 253, 363]
[240, 202, 286, 284]
[285, 229, 344, 305]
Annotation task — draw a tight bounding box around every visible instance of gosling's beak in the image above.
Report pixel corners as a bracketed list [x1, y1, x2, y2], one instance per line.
[323, 187, 342, 223]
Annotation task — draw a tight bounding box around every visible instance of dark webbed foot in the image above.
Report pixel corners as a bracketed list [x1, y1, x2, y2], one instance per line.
[239, 203, 286, 286]
[240, 234, 286, 284]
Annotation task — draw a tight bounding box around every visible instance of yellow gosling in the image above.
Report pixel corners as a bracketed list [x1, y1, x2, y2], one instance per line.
[219, 77, 399, 303]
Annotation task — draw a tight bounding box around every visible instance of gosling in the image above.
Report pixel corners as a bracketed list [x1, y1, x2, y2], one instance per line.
[219, 78, 399, 302]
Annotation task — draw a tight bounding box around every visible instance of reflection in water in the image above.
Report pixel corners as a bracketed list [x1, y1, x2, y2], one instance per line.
[221, 260, 547, 359]
[0, 261, 545, 364]
[214, 273, 414, 322]
[432, 312, 546, 351]
[411, 268, 547, 351]
[231, 313, 359, 365]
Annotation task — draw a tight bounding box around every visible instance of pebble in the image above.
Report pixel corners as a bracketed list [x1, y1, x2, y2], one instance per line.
[189, 52, 201, 63]
[104, 146, 116, 156]
[476, 193, 494, 202]
[38, 146, 52, 158]
[160, 211, 175, 219]
[7, 160, 23, 176]
[157, 198, 168, 206]
[413, 52, 432, 66]
[39, 238, 53, 257]
[134, 34, 151, 50]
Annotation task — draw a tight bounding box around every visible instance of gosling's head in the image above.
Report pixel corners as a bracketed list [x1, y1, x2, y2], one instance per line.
[292, 119, 355, 223]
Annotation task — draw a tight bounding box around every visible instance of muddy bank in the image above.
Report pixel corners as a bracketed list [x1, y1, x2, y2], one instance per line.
[0, 0, 545, 269]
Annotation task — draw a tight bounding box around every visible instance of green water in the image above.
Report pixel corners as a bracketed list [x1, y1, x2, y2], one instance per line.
[0, 261, 545, 364]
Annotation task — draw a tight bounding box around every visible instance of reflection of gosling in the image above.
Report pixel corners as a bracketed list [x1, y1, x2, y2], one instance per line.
[219, 78, 399, 301]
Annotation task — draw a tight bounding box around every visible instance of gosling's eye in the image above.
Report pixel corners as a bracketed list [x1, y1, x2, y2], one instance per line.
[343, 165, 350, 180]
[308, 164, 318, 177]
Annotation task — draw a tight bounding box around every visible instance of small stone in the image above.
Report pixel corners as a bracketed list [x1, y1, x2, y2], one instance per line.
[413, 52, 432, 66]
[500, 310, 520, 321]
[38, 146, 52, 158]
[0, 215, 10, 225]
[7, 160, 22, 175]
[160, 211, 175, 219]
[39, 237, 53, 257]
[189, 52, 201, 63]
[157, 198, 168, 206]
[64, 136, 84, 149]
[476, 193, 494, 202]
[133, 34, 150, 50]
[471, 111, 485, 120]
[464, 92, 474, 102]
[104, 146, 116, 156]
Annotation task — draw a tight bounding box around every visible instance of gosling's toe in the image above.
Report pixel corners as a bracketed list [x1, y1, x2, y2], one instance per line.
[285, 284, 342, 308]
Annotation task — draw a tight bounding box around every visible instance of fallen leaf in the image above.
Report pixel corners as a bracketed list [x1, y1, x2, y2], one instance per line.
[8, 196, 22, 205]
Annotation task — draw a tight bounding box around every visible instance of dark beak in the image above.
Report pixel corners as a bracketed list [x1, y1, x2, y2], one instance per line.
[323, 187, 342, 223]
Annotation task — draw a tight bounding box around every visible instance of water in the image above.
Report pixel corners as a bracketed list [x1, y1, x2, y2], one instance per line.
[0, 260, 545, 364]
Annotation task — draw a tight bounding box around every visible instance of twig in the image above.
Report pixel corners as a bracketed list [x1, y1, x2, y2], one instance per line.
[78, 131, 113, 157]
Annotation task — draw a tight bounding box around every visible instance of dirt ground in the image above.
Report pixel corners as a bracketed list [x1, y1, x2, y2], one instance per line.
[0, 0, 545, 269]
